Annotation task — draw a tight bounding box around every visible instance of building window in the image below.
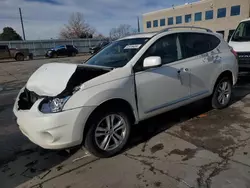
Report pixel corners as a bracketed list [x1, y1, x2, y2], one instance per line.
[216, 30, 225, 38]
[146, 21, 151, 28]
[195, 12, 202, 21]
[160, 18, 166, 26]
[168, 17, 174, 25]
[217, 8, 226, 18]
[205, 10, 213, 20]
[153, 20, 158, 27]
[231, 5, 241, 16]
[176, 16, 182, 24]
[185, 14, 192, 23]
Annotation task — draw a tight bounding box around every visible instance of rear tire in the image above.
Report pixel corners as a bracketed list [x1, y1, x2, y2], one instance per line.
[15, 54, 25, 61]
[84, 108, 131, 158]
[211, 77, 232, 109]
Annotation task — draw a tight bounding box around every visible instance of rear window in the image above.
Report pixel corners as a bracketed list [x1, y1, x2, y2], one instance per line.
[180, 33, 220, 58]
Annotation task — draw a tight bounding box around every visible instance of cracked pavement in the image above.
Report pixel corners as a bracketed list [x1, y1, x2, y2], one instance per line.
[1, 59, 250, 188]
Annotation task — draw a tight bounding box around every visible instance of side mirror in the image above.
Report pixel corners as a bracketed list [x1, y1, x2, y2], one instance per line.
[143, 56, 162, 69]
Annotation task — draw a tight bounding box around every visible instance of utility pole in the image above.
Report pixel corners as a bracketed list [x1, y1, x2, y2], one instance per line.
[137, 16, 140, 33]
[19, 8, 26, 40]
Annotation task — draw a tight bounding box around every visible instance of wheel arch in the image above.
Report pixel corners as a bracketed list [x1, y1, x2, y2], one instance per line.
[15, 52, 24, 59]
[83, 98, 137, 140]
[212, 70, 233, 92]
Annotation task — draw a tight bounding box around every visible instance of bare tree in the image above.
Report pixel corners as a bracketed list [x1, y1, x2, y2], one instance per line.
[93, 33, 105, 39]
[60, 12, 95, 39]
[109, 24, 137, 40]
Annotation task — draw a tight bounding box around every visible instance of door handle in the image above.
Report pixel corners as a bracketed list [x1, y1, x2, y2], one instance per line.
[180, 68, 189, 72]
[177, 68, 189, 74]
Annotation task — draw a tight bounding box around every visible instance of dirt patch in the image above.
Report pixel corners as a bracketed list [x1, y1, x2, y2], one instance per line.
[173, 107, 250, 154]
[150, 144, 164, 154]
[168, 148, 197, 161]
[153, 181, 162, 187]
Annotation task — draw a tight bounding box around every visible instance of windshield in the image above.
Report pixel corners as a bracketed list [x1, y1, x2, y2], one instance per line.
[86, 38, 149, 68]
[232, 21, 250, 42]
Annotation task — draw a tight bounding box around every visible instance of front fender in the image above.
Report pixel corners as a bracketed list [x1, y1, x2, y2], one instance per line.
[63, 76, 137, 115]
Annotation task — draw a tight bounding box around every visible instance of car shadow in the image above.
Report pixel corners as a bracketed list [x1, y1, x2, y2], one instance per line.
[1, 73, 250, 188]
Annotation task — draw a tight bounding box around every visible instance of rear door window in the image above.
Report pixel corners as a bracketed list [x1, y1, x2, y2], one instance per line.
[180, 33, 220, 58]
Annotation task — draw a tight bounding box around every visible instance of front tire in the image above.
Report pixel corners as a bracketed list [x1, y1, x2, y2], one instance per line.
[85, 110, 131, 158]
[211, 77, 232, 109]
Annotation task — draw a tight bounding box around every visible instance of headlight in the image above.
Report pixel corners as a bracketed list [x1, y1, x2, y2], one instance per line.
[40, 96, 70, 113]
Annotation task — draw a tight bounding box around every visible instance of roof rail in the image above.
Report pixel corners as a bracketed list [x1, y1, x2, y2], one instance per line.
[159, 26, 213, 33]
[125, 31, 157, 37]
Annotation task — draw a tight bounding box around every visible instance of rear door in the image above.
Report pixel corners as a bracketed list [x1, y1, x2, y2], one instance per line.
[179, 32, 222, 97]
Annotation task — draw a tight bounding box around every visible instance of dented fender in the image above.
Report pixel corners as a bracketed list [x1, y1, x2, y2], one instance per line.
[63, 75, 139, 121]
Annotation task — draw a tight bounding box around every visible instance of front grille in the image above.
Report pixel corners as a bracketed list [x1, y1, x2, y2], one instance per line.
[237, 52, 250, 63]
[18, 88, 40, 110]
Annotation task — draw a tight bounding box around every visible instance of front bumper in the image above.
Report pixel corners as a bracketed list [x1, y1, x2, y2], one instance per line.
[13, 94, 95, 150]
[237, 52, 250, 72]
[239, 63, 250, 71]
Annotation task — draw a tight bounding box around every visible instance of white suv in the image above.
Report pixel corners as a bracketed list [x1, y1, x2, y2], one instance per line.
[13, 27, 238, 157]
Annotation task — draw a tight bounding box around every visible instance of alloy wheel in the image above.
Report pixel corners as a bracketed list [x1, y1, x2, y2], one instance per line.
[94, 114, 127, 151]
[217, 81, 231, 105]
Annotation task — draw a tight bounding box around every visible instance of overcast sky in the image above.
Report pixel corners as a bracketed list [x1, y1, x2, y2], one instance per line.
[0, 0, 196, 40]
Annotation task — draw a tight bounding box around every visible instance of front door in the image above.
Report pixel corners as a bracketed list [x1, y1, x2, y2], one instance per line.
[134, 34, 191, 120]
[57, 46, 67, 56]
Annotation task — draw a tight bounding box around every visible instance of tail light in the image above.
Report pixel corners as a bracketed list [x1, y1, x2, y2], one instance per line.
[231, 49, 238, 58]
[229, 45, 237, 58]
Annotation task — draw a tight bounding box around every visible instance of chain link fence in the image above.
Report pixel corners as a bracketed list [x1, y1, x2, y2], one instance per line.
[0, 38, 107, 57]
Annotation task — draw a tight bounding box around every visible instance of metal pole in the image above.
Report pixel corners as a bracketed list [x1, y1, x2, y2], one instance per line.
[137, 16, 140, 33]
[19, 8, 26, 40]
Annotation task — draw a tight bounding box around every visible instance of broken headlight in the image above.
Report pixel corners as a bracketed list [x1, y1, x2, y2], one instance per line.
[40, 96, 70, 113]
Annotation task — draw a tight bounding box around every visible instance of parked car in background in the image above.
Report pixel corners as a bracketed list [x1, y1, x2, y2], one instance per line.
[14, 27, 238, 158]
[45, 45, 78, 58]
[0, 45, 33, 61]
[89, 41, 110, 54]
[229, 18, 250, 72]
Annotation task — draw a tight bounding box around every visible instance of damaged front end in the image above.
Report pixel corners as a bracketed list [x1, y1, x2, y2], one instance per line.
[17, 63, 112, 113]
[18, 88, 41, 110]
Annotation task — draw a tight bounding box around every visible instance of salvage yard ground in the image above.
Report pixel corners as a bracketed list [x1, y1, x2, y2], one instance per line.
[0, 57, 250, 188]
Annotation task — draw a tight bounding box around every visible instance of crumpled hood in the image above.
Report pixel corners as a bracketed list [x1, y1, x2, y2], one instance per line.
[26, 63, 77, 96]
[26, 63, 112, 97]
